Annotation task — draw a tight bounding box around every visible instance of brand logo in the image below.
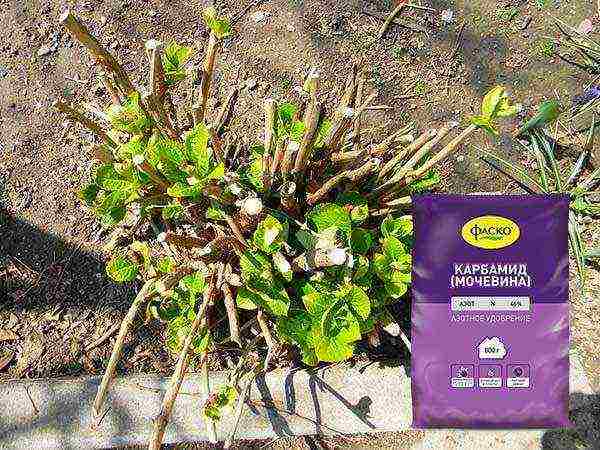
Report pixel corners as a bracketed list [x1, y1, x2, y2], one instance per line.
[461, 215, 520, 249]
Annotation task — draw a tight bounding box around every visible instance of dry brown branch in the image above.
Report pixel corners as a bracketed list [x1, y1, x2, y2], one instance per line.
[148, 280, 213, 450]
[378, 1, 407, 39]
[292, 101, 321, 174]
[376, 121, 457, 193]
[60, 11, 134, 95]
[85, 322, 120, 352]
[279, 181, 299, 217]
[307, 158, 380, 205]
[195, 33, 220, 125]
[222, 283, 242, 347]
[54, 101, 117, 148]
[377, 128, 437, 181]
[93, 279, 155, 421]
[158, 231, 207, 249]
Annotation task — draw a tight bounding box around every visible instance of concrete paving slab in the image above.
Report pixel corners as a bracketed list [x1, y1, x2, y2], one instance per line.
[0, 351, 593, 449]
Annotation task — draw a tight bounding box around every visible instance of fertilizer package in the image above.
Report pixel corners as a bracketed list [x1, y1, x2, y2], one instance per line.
[411, 194, 570, 428]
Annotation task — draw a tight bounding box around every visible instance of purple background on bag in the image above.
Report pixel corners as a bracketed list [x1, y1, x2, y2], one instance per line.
[411, 194, 570, 428]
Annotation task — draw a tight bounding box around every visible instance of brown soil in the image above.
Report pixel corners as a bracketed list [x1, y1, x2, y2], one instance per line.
[0, 0, 598, 447]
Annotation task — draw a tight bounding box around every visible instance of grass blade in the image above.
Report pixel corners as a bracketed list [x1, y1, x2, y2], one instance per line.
[534, 130, 562, 191]
[479, 147, 544, 194]
[568, 211, 586, 293]
[527, 136, 549, 191]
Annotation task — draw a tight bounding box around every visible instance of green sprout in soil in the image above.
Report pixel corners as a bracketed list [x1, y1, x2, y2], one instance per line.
[481, 99, 598, 292]
[536, 39, 557, 59]
[55, 7, 516, 449]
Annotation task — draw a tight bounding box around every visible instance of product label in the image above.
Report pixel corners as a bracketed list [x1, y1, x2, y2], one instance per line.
[411, 194, 570, 428]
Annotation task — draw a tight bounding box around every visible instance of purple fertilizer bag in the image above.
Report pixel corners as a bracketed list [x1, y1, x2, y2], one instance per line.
[411, 194, 570, 428]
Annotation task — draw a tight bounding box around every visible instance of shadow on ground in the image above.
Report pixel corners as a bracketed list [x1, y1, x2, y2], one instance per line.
[541, 393, 600, 449]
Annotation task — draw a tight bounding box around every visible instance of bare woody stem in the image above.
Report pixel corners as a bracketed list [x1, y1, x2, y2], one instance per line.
[378, 1, 407, 39]
[100, 72, 123, 105]
[60, 11, 134, 95]
[377, 128, 437, 181]
[54, 100, 117, 148]
[262, 98, 277, 189]
[222, 283, 242, 347]
[194, 33, 220, 125]
[256, 310, 276, 350]
[158, 231, 208, 249]
[93, 279, 155, 421]
[148, 274, 216, 450]
[307, 158, 380, 205]
[145, 40, 180, 140]
[408, 123, 478, 180]
[292, 101, 321, 175]
[212, 85, 239, 135]
[376, 121, 457, 193]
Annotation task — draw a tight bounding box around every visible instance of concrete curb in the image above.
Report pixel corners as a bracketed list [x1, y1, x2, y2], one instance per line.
[0, 351, 593, 449]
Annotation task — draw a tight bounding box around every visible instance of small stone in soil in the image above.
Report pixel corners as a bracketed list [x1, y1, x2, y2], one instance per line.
[0, 66, 8, 79]
[251, 11, 269, 23]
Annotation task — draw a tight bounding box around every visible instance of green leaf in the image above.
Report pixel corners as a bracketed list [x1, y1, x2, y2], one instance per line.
[569, 211, 586, 293]
[106, 256, 139, 282]
[350, 228, 374, 255]
[206, 202, 225, 220]
[78, 183, 100, 206]
[203, 385, 237, 422]
[180, 271, 206, 298]
[514, 100, 560, 137]
[253, 215, 288, 254]
[480, 148, 544, 194]
[156, 256, 175, 273]
[185, 123, 211, 175]
[277, 103, 297, 126]
[337, 283, 370, 319]
[106, 92, 152, 134]
[166, 315, 210, 354]
[162, 202, 185, 220]
[116, 135, 146, 161]
[240, 146, 264, 191]
[405, 169, 440, 194]
[471, 115, 498, 136]
[130, 241, 152, 271]
[162, 41, 194, 86]
[202, 6, 232, 39]
[315, 119, 333, 148]
[307, 203, 351, 237]
[98, 205, 126, 227]
[382, 236, 406, 259]
[167, 182, 203, 198]
[381, 215, 413, 241]
[480, 86, 519, 120]
[236, 285, 290, 316]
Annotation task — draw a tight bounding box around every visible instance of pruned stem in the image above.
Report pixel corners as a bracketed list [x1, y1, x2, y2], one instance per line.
[292, 101, 321, 174]
[376, 121, 457, 193]
[292, 248, 349, 271]
[222, 283, 242, 347]
[408, 124, 477, 180]
[145, 40, 180, 140]
[279, 181, 299, 217]
[93, 279, 155, 421]
[148, 274, 215, 450]
[324, 107, 354, 155]
[195, 33, 220, 125]
[54, 100, 117, 148]
[307, 158, 380, 205]
[378, 1, 407, 39]
[280, 141, 299, 178]
[263, 98, 278, 189]
[377, 128, 437, 181]
[256, 310, 275, 350]
[60, 11, 134, 95]
[212, 85, 239, 135]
